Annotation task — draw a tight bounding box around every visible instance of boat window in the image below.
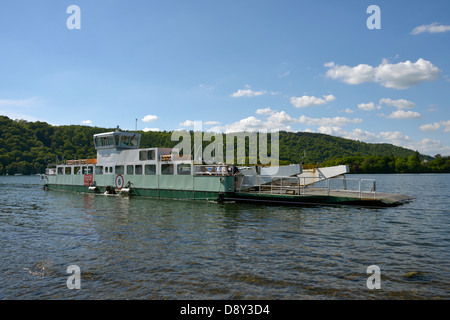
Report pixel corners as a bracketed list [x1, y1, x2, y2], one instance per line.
[145, 164, 156, 175]
[161, 164, 174, 175]
[130, 135, 139, 147]
[140, 150, 156, 161]
[65, 167, 72, 175]
[82, 166, 88, 174]
[177, 164, 191, 175]
[87, 166, 94, 175]
[74, 166, 81, 175]
[115, 165, 124, 174]
[115, 135, 120, 146]
[135, 165, 142, 175]
[58, 167, 64, 175]
[107, 136, 114, 146]
[120, 136, 130, 146]
[127, 165, 134, 175]
[96, 166, 103, 175]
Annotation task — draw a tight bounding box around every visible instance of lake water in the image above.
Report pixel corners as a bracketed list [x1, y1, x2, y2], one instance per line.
[0, 174, 449, 300]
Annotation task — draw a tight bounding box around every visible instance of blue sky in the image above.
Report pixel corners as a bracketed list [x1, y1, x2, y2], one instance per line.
[0, 0, 449, 156]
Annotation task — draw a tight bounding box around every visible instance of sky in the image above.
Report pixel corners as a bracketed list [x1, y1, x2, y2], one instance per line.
[0, 0, 449, 156]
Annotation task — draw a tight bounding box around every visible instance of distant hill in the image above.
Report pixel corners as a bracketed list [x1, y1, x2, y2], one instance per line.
[0, 116, 448, 174]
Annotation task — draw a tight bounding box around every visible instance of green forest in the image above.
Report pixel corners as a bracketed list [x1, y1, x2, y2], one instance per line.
[1, 115, 449, 175]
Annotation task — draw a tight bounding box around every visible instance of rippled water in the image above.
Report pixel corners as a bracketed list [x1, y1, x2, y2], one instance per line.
[1, 174, 449, 299]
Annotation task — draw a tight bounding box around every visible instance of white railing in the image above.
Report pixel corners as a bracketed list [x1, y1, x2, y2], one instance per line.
[238, 175, 377, 199]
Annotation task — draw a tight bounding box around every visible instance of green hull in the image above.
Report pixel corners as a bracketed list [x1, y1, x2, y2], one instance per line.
[43, 174, 235, 202]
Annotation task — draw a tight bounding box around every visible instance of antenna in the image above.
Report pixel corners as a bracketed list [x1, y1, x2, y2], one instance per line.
[135, 118, 138, 131]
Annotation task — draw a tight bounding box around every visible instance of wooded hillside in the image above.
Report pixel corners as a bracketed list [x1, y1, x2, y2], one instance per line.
[1, 116, 448, 174]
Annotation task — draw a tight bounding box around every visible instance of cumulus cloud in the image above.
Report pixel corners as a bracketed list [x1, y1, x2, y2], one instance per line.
[299, 115, 362, 127]
[358, 102, 377, 111]
[231, 85, 267, 97]
[325, 58, 441, 89]
[143, 128, 160, 132]
[142, 115, 158, 122]
[317, 126, 450, 156]
[208, 109, 360, 134]
[385, 110, 422, 119]
[411, 22, 450, 35]
[419, 123, 440, 132]
[379, 98, 416, 109]
[81, 120, 92, 125]
[255, 107, 276, 115]
[179, 120, 195, 127]
[290, 94, 336, 108]
[419, 120, 450, 132]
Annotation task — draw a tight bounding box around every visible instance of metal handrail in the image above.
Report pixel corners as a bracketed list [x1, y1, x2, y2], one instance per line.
[238, 175, 377, 199]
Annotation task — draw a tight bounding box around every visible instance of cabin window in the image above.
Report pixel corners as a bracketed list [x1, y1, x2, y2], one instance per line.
[65, 167, 72, 175]
[120, 136, 130, 146]
[135, 165, 142, 175]
[127, 165, 134, 175]
[115, 165, 124, 174]
[96, 166, 103, 175]
[58, 167, 64, 175]
[74, 166, 81, 174]
[140, 150, 155, 161]
[177, 164, 191, 175]
[130, 135, 139, 147]
[88, 166, 94, 175]
[161, 164, 174, 175]
[115, 135, 120, 146]
[82, 166, 88, 175]
[145, 164, 156, 175]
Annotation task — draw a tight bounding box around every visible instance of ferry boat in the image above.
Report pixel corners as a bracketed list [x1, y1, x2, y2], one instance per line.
[41, 129, 414, 207]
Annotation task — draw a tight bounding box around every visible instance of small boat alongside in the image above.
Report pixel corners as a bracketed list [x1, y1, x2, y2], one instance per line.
[40, 129, 414, 207]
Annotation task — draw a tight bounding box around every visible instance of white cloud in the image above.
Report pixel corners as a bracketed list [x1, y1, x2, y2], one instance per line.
[324, 62, 375, 85]
[385, 110, 422, 119]
[325, 58, 441, 89]
[142, 115, 158, 122]
[231, 86, 267, 97]
[143, 128, 160, 132]
[316, 126, 450, 156]
[290, 94, 336, 108]
[344, 108, 354, 114]
[419, 123, 440, 132]
[419, 120, 450, 132]
[299, 115, 362, 127]
[204, 121, 221, 126]
[441, 120, 450, 132]
[379, 98, 416, 109]
[209, 116, 271, 133]
[407, 139, 450, 156]
[255, 107, 276, 115]
[81, 120, 92, 125]
[358, 102, 376, 111]
[179, 120, 195, 127]
[411, 22, 450, 35]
